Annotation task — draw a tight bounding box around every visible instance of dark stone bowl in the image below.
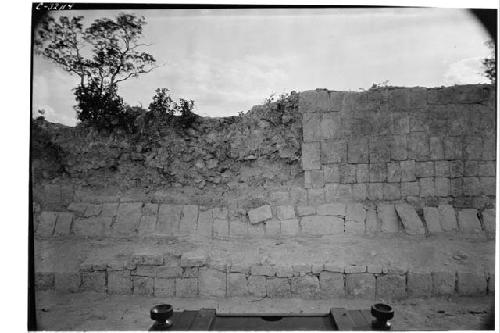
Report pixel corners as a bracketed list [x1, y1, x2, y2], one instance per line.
[150, 304, 173, 322]
[371, 303, 394, 322]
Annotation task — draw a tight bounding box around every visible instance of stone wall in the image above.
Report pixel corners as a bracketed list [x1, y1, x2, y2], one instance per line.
[299, 84, 496, 210]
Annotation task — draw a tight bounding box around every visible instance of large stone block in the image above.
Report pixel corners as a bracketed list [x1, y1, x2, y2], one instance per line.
[391, 112, 410, 134]
[345, 203, 366, 234]
[377, 204, 399, 233]
[464, 136, 483, 160]
[387, 162, 401, 183]
[416, 161, 434, 178]
[248, 205, 272, 224]
[227, 273, 248, 297]
[213, 218, 229, 239]
[352, 183, 368, 200]
[423, 207, 442, 233]
[81, 271, 106, 293]
[266, 278, 291, 298]
[299, 89, 341, 113]
[291, 275, 320, 298]
[154, 278, 175, 297]
[54, 212, 73, 236]
[301, 215, 344, 235]
[179, 205, 198, 233]
[84, 204, 102, 217]
[229, 219, 248, 237]
[457, 272, 487, 296]
[67, 202, 88, 216]
[321, 112, 343, 139]
[435, 160, 450, 177]
[197, 209, 213, 237]
[107, 270, 132, 295]
[280, 219, 299, 235]
[463, 177, 481, 196]
[308, 188, 326, 205]
[478, 161, 496, 177]
[429, 136, 444, 160]
[302, 113, 322, 142]
[175, 278, 198, 297]
[369, 136, 391, 162]
[369, 163, 387, 182]
[317, 203, 346, 217]
[400, 160, 416, 182]
[73, 217, 108, 238]
[157, 204, 182, 234]
[482, 135, 496, 160]
[137, 216, 157, 236]
[297, 206, 316, 217]
[345, 273, 375, 298]
[339, 163, 357, 184]
[276, 205, 295, 220]
[395, 204, 425, 235]
[324, 164, 340, 183]
[156, 266, 182, 278]
[321, 139, 347, 164]
[407, 272, 432, 297]
[383, 183, 401, 200]
[432, 271, 455, 295]
[290, 188, 307, 205]
[376, 274, 406, 299]
[401, 182, 419, 197]
[302, 142, 321, 170]
[348, 137, 369, 163]
[408, 132, 430, 161]
[37, 211, 57, 236]
[324, 184, 352, 201]
[180, 250, 207, 267]
[304, 170, 325, 188]
[356, 164, 369, 183]
[265, 219, 281, 236]
[435, 177, 450, 197]
[367, 183, 384, 200]
[458, 209, 482, 233]
[365, 208, 379, 234]
[248, 275, 266, 297]
[391, 135, 408, 160]
[443, 137, 463, 160]
[54, 272, 80, 293]
[438, 205, 458, 232]
[320, 271, 345, 297]
[132, 276, 154, 296]
[481, 209, 495, 235]
[112, 202, 142, 236]
[479, 177, 495, 196]
[419, 177, 435, 197]
[199, 268, 226, 297]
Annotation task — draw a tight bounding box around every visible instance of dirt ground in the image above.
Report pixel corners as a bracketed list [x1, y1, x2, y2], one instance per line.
[34, 291, 494, 331]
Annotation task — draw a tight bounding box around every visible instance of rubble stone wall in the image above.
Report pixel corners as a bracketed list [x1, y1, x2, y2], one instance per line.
[299, 84, 496, 210]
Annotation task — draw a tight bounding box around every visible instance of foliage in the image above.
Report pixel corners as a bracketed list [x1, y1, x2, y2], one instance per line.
[146, 88, 197, 128]
[482, 40, 496, 84]
[35, 13, 157, 130]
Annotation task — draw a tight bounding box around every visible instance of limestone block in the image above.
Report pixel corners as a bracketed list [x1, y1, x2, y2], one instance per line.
[464, 136, 483, 160]
[352, 184, 368, 200]
[345, 203, 366, 234]
[141, 203, 158, 216]
[276, 266, 294, 278]
[367, 183, 384, 200]
[423, 207, 442, 233]
[304, 170, 324, 188]
[248, 276, 267, 297]
[132, 276, 154, 296]
[175, 278, 198, 297]
[35, 272, 54, 291]
[37, 211, 57, 236]
[391, 112, 410, 134]
[197, 209, 213, 237]
[434, 161, 450, 177]
[54, 212, 73, 236]
[292, 264, 312, 275]
[365, 207, 379, 234]
[308, 188, 326, 205]
[270, 191, 291, 205]
[248, 223, 265, 237]
[419, 177, 435, 197]
[251, 265, 276, 277]
[84, 204, 102, 217]
[450, 178, 463, 197]
[130, 253, 164, 266]
[324, 184, 352, 201]
[356, 164, 369, 183]
[435, 177, 450, 197]
[302, 112, 322, 142]
[317, 203, 345, 217]
[324, 164, 340, 183]
[291, 275, 320, 298]
[458, 209, 482, 233]
[387, 162, 401, 183]
[395, 204, 425, 235]
[416, 161, 434, 178]
[407, 272, 432, 297]
[280, 219, 299, 235]
[463, 177, 481, 196]
[107, 270, 132, 295]
[438, 205, 458, 232]
[479, 161, 496, 177]
[377, 204, 398, 233]
[199, 268, 226, 297]
[54, 272, 80, 293]
[301, 215, 344, 235]
[432, 271, 455, 295]
[229, 219, 248, 237]
[67, 202, 88, 216]
[376, 274, 406, 299]
[180, 250, 207, 267]
[429, 136, 444, 160]
[481, 209, 495, 235]
[444, 137, 463, 159]
[183, 267, 199, 278]
[391, 135, 408, 161]
[383, 183, 401, 200]
[457, 271, 487, 296]
[369, 163, 387, 182]
[369, 136, 391, 162]
[248, 205, 272, 224]
[72, 217, 108, 238]
[154, 278, 175, 297]
[179, 205, 198, 233]
[296, 206, 316, 217]
[81, 271, 106, 293]
[133, 265, 156, 277]
[347, 137, 369, 163]
[276, 205, 295, 220]
[339, 163, 357, 184]
[228, 273, 248, 296]
[345, 273, 375, 298]
[400, 160, 416, 182]
[157, 204, 182, 234]
[290, 188, 307, 205]
[302, 142, 321, 170]
[321, 112, 343, 139]
[265, 219, 281, 236]
[137, 216, 157, 236]
[401, 182, 419, 197]
[266, 278, 291, 297]
[408, 132, 430, 161]
[213, 218, 229, 239]
[321, 139, 347, 164]
[156, 266, 182, 278]
[480, 177, 495, 196]
[320, 272, 345, 297]
[345, 265, 367, 273]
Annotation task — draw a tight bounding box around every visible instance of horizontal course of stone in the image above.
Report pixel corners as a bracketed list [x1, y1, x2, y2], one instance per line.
[299, 85, 495, 209]
[35, 198, 496, 239]
[35, 251, 494, 299]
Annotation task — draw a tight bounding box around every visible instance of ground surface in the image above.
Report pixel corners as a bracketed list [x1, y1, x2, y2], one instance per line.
[35, 233, 494, 274]
[35, 291, 494, 331]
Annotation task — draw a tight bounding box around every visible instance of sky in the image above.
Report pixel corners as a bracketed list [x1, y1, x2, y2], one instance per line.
[32, 7, 493, 126]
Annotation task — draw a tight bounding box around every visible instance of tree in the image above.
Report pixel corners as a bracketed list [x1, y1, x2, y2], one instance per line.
[35, 13, 157, 129]
[482, 39, 496, 84]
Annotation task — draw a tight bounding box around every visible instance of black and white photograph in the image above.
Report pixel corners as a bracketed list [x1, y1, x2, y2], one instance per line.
[27, 1, 497, 330]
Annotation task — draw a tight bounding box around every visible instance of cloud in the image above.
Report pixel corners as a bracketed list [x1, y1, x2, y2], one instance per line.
[443, 57, 490, 85]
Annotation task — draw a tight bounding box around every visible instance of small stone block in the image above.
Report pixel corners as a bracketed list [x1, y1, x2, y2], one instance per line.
[154, 278, 175, 297]
[457, 271, 487, 296]
[346, 273, 375, 298]
[175, 278, 198, 297]
[248, 205, 273, 224]
[376, 274, 406, 299]
[320, 271, 345, 297]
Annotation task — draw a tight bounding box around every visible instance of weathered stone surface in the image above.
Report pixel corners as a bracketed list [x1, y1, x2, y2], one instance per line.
[482, 209, 495, 235]
[248, 205, 272, 224]
[319, 271, 344, 297]
[84, 204, 102, 217]
[383, 183, 401, 200]
[457, 272, 487, 296]
[304, 170, 325, 188]
[345, 273, 375, 298]
[395, 204, 425, 235]
[302, 142, 321, 170]
[401, 181, 419, 197]
[265, 219, 281, 236]
[213, 218, 229, 239]
[199, 268, 226, 297]
[81, 271, 106, 292]
[73, 217, 108, 238]
[248, 223, 265, 237]
[301, 215, 344, 235]
[365, 207, 379, 234]
[308, 188, 326, 205]
[432, 271, 455, 295]
[179, 205, 198, 233]
[321, 112, 343, 139]
[276, 205, 295, 220]
[156, 266, 182, 278]
[228, 273, 248, 296]
[266, 278, 291, 297]
[438, 205, 458, 232]
[132, 276, 154, 296]
[54, 272, 80, 293]
[67, 202, 88, 216]
[251, 265, 276, 277]
[339, 164, 357, 184]
[229, 219, 248, 237]
[197, 209, 213, 237]
[487, 272, 495, 294]
[182, 267, 199, 278]
[54, 212, 73, 236]
[324, 184, 352, 201]
[291, 275, 320, 298]
[377, 274, 406, 299]
[367, 183, 384, 200]
[415, 161, 434, 178]
[275, 266, 294, 278]
[352, 183, 368, 200]
[137, 216, 156, 236]
[248, 275, 266, 297]
[37, 211, 57, 236]
[35, 272, 55, 291]
[321, 140, 347, 164]
[302, 112, 322, 141]
[377, 204, 399, 233]
[407, 272, 432, 297]
[348, 137, 369, 163]
[458, 209, 482, 233]
[180, 250, 207, 267]
[317, 203, 345, 217]
[280, 219, 299, 235]
[369, 163, 387, 182]
[400, 160, 416, 181]
[175, 278, 198, 297]
[297, 206, 316, 217]
[292, 264, 312, 275]
[154, 278, 175, 297]
[107, 270, 132, 295]
[111, 202, 142, 236]
[423, 207, 442, 233]
[419, 177, 435, 197]
[157, 204, 182, 234]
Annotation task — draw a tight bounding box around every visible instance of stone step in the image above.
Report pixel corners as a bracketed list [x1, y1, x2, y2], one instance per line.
[34, 201, 496, 240]
[35, 234, 494, 299]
